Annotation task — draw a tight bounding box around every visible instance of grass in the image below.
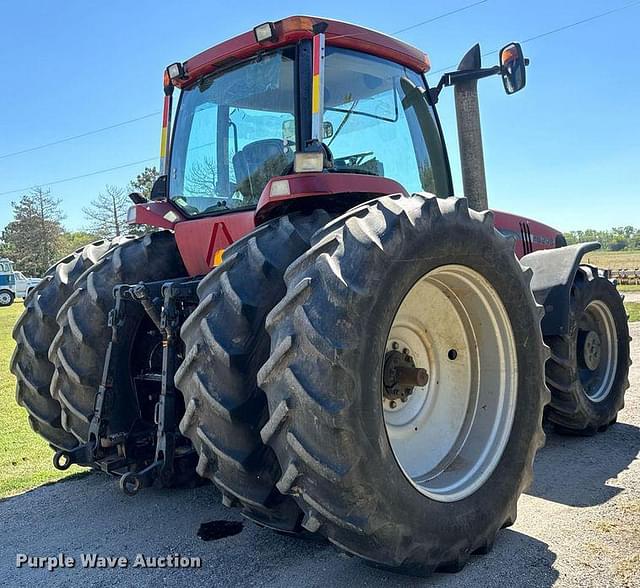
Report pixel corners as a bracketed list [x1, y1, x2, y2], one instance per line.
[581, 250, 640, 296]
[583, 249, 640, 270]
[0, 303, 80, 498]
[626, 302, 640, 323]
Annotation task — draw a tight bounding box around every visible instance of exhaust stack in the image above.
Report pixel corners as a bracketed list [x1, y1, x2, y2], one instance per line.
[454, 45, 488, 212]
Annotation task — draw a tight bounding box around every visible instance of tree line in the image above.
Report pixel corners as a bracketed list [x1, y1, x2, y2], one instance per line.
[564, 227, 640, 251]
[0, 167, 157, 276]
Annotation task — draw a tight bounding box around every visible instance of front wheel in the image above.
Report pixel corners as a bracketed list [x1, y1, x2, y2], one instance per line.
[259, 194, 549, 574]
[0, 290, 15, 306]
[545, 266, 630, 434]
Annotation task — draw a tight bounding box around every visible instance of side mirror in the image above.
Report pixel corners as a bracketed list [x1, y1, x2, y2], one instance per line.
[150, 175, 168, 201]
[127, 191, 147, 204]
[500, 43, 527, 94]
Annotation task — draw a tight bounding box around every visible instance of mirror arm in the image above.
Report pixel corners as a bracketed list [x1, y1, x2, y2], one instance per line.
[431, 65, 501, 104]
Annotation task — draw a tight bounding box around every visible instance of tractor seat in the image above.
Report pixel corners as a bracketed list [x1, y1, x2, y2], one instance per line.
[232, 139, 294, 203]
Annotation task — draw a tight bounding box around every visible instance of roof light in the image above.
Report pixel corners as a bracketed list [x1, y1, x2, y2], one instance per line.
[254, 22, 277, 43]
[167, 62, 185, 81]
[294, 152, 324, 173]
[280, 16, 314, 35]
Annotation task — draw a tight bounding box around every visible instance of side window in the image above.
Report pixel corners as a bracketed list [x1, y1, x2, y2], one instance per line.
[180, 104, 219, 212]
[323, 48, 449, 197]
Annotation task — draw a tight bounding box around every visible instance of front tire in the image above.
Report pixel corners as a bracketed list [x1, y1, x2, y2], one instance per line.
[545, 266, 630, 434]
[259, 194, 549, 574]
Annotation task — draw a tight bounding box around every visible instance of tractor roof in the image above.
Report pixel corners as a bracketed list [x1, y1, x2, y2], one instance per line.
[175, 16, 430, 88]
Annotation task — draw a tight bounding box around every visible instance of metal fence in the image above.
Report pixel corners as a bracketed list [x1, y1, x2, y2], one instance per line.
[608, 268, 640, 285]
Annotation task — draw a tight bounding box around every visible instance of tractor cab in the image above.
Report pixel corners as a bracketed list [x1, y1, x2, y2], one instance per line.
[165, 20, 452, 220]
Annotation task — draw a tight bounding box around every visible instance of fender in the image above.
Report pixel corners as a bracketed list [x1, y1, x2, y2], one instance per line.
[521, 242, 601, 336]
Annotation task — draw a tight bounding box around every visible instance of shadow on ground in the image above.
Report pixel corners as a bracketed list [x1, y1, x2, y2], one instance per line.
[527, 422, 640, 506]
[0, 472, 559, 588]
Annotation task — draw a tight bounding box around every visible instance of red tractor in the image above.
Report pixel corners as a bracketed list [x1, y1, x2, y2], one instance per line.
[12, 16, 630, 575]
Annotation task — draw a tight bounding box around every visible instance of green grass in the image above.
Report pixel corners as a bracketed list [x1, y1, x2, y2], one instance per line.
[626, 302, 640, 323]
[0, 303, 80, 498]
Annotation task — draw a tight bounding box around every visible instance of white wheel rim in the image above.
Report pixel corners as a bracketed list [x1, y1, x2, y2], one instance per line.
[580, 300, 617, 402]
[0, 293, 11, 304]
[383, 265, 518, 502]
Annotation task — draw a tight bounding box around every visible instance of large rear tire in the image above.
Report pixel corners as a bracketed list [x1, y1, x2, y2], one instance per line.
[176, 210, 330, 532]
[10, 240, 120, 450]
[259, 194, 549, 574]
[545, 265, 630, 434]
[49, 231, 186, 442]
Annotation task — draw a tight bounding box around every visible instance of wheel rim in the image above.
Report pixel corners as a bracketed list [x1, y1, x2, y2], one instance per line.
[0, 293, 11, 305]
[382, 264, 518, 502]
[578, 300, 617, 402]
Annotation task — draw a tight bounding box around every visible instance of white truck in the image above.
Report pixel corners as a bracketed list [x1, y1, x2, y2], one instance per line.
[0, 258, 41, 306]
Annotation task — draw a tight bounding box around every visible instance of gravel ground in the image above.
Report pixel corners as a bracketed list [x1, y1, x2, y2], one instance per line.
[624, 291, 640, 303]
[1, 324, 638, 588]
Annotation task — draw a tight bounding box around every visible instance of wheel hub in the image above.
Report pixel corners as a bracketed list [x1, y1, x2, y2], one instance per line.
[383, 346, 429, 408]
[581, 330, 602, 371]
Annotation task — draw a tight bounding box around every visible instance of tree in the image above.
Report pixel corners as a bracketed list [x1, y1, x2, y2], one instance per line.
[82, 184, 130, 238]
[185, 158, 217, 197]
[56, 230, 100, 259]
[0, 187, 65, 276]
[129, 166, 159, 199]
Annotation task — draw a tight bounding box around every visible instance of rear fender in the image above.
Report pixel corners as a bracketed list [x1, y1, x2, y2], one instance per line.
[521, 242, 601, 336]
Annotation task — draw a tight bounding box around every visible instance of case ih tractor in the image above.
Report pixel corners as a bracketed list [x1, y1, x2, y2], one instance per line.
[11, 16, 630, 575]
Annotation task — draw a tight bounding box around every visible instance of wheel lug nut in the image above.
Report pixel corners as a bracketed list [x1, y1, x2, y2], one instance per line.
[392, 342, 399, 350]
[390, 400, 397, 409]
[402, 348, 409, 355]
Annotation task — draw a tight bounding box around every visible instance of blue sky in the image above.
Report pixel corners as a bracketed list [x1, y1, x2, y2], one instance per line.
[1, 0, 638, 232]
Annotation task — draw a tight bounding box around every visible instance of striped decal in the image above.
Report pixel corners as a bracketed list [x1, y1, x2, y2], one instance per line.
[159, 93, 172, 174]
[311, 33, 325, 141]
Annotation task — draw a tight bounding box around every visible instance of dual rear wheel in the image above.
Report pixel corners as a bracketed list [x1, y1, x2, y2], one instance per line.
[179, 193, 548, 574]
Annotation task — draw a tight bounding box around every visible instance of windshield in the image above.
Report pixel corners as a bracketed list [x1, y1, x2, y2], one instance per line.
[169, 44, 450, 216]
[169, 48, 296, 216]
[323, 47, 449, 196]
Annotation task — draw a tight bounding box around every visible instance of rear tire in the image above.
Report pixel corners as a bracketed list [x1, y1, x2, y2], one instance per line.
[545, 266, 630, 434]
[176, 210, 330, 532]
[49, 231, 186, 442]
[259, 194, 549, 574]
[11, 240, 119, 450]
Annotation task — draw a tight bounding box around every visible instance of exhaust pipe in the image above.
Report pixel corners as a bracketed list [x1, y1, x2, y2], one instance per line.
[454, 44, 488, 212]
